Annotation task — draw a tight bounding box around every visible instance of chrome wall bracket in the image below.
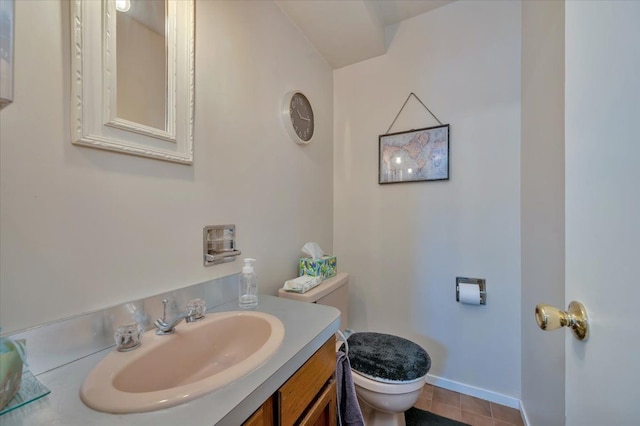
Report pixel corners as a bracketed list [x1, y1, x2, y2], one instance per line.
[203, 224, 242, 266]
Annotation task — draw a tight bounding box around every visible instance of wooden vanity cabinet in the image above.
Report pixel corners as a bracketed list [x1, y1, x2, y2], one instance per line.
[295, 378, 336, 426]
[243, 396, 275, 426]
[242, 336, 336, 426]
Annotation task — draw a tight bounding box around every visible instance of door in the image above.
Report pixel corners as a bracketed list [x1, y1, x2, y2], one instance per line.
[564, 1, 640, 425]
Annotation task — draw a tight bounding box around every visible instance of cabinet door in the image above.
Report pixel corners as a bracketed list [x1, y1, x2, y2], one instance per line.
[278, 337, 336, 425]
[298, 379, 337, 426]
[243, 396, 275, 426]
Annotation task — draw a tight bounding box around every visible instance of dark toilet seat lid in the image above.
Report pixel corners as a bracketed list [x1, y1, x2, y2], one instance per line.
[346, 332, 431, 383]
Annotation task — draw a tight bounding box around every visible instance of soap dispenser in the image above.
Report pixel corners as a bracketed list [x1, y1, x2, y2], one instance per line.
[239, 258, 258, 309]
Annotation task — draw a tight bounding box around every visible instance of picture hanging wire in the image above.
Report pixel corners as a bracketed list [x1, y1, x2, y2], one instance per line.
[385, 92, 443, 134]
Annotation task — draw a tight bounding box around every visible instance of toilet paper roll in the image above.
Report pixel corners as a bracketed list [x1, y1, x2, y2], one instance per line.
[459, 283, 481, 305]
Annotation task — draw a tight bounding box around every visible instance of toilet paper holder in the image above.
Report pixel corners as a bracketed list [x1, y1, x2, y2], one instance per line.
[456, 277, 486, 305]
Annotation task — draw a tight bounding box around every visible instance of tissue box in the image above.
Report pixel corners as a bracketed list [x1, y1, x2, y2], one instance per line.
[299, 256, 337, 280]
[0, 340, 24, 411]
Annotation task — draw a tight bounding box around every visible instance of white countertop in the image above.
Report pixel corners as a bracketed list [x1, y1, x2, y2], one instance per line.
[1, 296, 340, 426]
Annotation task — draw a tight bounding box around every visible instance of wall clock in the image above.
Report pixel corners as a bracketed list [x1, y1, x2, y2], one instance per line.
[282, 91, 314, 144]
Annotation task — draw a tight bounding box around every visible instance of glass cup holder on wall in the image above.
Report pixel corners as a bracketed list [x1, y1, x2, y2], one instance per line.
[203, 225, 242, 266]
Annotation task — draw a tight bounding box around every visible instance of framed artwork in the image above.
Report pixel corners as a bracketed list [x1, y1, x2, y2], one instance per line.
[379, 124, 449, 184]
[0, 0, 14, 109]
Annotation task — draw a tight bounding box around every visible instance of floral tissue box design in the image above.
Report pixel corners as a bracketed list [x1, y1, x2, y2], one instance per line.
[299, 256, 337, 280]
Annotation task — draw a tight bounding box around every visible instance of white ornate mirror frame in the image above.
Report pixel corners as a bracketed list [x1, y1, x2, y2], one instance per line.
[70, 0, 194, 164]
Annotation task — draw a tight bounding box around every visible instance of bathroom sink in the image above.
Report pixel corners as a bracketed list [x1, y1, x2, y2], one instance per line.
[80, 310, 285, 413]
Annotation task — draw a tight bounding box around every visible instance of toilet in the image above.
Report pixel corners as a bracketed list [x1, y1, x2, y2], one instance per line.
[278, 272, 431, 426]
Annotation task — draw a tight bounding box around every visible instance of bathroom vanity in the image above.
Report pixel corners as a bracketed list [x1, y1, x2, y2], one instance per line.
[0, 293, 340, 425]
[244, 336, 337, 425]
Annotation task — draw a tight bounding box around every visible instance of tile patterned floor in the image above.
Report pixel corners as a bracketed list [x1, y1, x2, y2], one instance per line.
[413, 384, 524, 426]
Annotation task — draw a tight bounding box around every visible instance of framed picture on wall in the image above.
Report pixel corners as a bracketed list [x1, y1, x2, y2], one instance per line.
[379, 124, 449, 184]
[0, 0, 14, 109]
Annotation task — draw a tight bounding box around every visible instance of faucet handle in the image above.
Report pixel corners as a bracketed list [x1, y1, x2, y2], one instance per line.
[114, 321, 143, 352]
[186, 298, 206, 323]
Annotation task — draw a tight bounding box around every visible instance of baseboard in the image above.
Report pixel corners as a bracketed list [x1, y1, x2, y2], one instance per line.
[426, 374, 521, 410]
[519, 400, 531, 426]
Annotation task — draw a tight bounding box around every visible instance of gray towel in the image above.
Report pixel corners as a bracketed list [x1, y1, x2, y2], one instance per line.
[336, 351, 365, 426]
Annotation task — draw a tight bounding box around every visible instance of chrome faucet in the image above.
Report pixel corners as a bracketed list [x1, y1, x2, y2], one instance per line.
[154, 298, 206, 335]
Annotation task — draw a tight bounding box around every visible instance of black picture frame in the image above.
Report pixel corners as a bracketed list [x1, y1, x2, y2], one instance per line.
[378, 124, 449, 184]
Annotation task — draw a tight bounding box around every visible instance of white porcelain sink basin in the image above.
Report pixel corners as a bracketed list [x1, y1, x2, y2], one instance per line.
[80, 311, 285, 413]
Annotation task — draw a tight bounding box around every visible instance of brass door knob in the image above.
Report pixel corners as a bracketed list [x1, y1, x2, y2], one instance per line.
[535, 301, 589, 341]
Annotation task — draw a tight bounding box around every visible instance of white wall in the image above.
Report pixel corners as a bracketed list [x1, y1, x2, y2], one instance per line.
[520, 2, 565, 424]
[0, 0, 333, 334]
[334, 0, 521, 399]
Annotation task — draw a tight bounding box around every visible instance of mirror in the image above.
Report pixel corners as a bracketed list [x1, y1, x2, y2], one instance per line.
[116, 0, 167, 131]
[71, 0, 194, 164]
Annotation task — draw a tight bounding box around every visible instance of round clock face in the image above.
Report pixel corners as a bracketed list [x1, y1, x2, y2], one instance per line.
[284, 92, 314, 144]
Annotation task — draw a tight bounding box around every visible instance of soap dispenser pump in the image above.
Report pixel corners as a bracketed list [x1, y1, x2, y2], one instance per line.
[239, 258, 258, 309]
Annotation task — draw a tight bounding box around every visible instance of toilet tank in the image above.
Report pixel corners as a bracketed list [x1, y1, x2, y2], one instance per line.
[278, 272, 349, 331]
